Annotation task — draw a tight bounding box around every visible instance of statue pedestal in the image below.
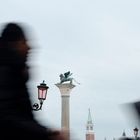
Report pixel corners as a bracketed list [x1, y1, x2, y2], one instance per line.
[55, 83, 75, 139]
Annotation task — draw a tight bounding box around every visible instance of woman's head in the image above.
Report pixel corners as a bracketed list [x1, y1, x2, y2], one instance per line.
[1, 23, 27, 42]
[0, 22, 30, 58]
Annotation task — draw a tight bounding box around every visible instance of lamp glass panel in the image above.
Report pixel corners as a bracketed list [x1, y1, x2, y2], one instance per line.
[38, 88, 47, 100]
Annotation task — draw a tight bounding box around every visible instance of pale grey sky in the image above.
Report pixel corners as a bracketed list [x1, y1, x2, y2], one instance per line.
[0, 0, 140, 140]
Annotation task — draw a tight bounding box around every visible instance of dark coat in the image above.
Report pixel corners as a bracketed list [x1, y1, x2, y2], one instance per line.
[0, 45, 51, 139]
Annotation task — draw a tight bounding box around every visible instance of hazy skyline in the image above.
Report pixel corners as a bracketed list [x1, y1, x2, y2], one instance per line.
[0, 0, 140, 140]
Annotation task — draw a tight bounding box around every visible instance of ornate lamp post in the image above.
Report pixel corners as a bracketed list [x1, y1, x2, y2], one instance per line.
[134, 127, 139, 139]
[32, 80, 49, 111]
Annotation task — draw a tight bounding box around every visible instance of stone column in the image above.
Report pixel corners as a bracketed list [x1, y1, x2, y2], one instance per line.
[55, 83, 75, 139]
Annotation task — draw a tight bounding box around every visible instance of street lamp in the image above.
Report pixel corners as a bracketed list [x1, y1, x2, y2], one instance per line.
[32, 80, 49, 111]
[134, 127, 139, 139]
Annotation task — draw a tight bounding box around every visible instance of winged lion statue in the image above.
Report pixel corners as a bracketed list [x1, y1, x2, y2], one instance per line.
[59, 71, 80, 85]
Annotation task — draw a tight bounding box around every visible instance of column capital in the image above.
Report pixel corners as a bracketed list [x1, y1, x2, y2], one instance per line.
[55, 83, 75, 96]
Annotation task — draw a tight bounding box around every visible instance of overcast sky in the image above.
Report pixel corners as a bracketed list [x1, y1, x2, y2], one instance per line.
[0, 0, 140, 140]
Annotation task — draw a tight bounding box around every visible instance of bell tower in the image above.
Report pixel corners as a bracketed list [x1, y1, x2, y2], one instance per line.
[86, 109, 95, 140]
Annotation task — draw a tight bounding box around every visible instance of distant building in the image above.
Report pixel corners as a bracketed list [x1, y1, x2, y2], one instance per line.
[118, 128, 140, 140]
[86, 109, 95, 140]
[122, 131, 126, 137]
[118, 130, 127, 140]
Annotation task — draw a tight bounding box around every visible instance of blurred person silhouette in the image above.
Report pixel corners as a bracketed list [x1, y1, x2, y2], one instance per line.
[121, 101, 140, 140]
[0, 22, 68, 140]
